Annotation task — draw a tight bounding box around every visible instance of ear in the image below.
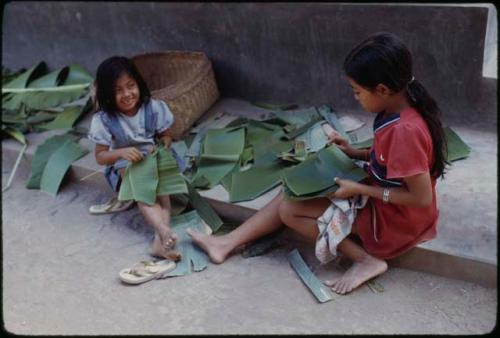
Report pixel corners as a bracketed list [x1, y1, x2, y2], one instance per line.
[374, 83, 393, 96]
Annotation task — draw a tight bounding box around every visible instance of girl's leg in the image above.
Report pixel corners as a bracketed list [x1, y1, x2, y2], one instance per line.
[280, 197, 387, 294]
[137, 200, 179, 261]
[118, 169, 178, 261]
[278, 197, 331, 241]
[186, 191, 286, 264]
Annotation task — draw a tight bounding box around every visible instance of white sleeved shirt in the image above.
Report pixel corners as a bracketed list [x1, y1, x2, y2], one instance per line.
[88, 99, 174, 151]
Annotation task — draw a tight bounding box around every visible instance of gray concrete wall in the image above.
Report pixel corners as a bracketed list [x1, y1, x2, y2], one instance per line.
[2, 2, 496, 128]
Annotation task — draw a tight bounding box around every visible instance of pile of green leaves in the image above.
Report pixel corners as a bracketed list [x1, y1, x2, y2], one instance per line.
[2, 61, 94, 194]
[2, 61, 94, 139]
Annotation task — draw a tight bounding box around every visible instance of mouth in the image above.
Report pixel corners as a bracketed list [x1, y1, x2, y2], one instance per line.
[122, 98, 136, 106]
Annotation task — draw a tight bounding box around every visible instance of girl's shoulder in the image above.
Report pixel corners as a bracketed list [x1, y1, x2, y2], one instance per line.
[146, 98, 172, 115]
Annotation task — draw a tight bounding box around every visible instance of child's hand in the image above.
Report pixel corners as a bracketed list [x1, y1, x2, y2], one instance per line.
[329, 177, 360, 199]
[163, 137, 172, 149]
[327, 130, 355, 156]
[119, 147, 144, 163]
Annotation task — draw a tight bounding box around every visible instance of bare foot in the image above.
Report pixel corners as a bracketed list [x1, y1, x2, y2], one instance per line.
[186, 228, 232, 264]
[158, 228, 177, 250]
[325, 255, 388, 294]
[151, 234, 181, 262]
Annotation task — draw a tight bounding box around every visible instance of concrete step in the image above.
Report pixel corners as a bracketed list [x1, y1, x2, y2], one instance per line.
[2, 97, 497, 289]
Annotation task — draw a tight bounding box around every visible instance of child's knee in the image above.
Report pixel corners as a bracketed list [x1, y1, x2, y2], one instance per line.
[278, 200, 296, 224]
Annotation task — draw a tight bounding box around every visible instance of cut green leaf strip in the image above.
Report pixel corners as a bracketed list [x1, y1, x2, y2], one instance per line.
[287, 249, 333, 303]
[165, 210, 210, 277]
[186, 182, 224, 233]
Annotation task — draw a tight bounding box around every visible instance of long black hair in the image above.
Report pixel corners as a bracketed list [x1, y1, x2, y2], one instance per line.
[343, 32, 448, 179]
[95, 56, 151, 115]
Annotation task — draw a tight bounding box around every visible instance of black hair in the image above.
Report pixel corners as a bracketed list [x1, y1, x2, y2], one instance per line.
[343, 32, 448, 179]
[95, 56, 151, 115]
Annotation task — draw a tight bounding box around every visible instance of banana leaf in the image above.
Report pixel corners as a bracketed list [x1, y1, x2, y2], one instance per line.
[26, 111, 59, 125]
[170, 194, 190, 216]
[2, 63, 92, 111]
[228, 162, 286, 203]
[2, 66, 27, 85]
[282, 145, 367, 197]
[287, 249, 333, 303]
[165, 210, 210, 277]
[251, 102, 298, 110]
[63, 64, 94, 85]
[317, 105, 350, 141]
[39, 139, 89, 196]
[26, 133, 78, 188]
[445, 126, 471, 162]
[156, 147, 188, 196]
[4, 84, 91, 110]
[119, 147, 188, 205]
[295, 121, 329, 153]
[271, 107, 319, 126]
[36, 105, 84, 130]
[118, 152, 159, 205]
[282, 183, 338, 201]
[2, 125, 27, 144]
[240, 146, 254, 166]
[2, 61, 47, 89]
[186, 182, 224, 233]
[284, 115, 323, 140]
[249, 125, 294, 166]
[190, 127, 245, 188]
[27, 67, 66, 88]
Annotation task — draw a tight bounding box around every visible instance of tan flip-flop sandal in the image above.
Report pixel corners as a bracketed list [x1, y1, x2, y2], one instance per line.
[119, 260, 176, 285]
[89, 197, 134, 215]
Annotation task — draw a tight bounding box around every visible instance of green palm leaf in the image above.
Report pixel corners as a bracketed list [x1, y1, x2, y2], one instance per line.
[2, 64, 92, 111]
[39, 139, 89, 196]
[2, 61, 47, 89]
[37, 105, 85, 130]
[156, 147, 188, 196]
[282, 145, 367, 198]
[119, 152, 159, 205]
[26, 134, 77, 189]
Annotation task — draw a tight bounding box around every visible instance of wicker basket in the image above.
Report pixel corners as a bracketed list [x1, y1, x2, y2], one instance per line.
[132, 51, 220, 139]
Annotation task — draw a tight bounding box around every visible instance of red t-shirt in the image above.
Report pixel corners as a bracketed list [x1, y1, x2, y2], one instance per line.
[355, 107, 439, 259]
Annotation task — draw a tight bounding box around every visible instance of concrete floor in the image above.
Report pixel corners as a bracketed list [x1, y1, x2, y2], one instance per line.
[1, 168, 497, 334]
[2, 97, 497, 334]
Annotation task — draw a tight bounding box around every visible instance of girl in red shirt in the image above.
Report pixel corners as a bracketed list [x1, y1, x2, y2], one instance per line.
[187, 32, 448, 295]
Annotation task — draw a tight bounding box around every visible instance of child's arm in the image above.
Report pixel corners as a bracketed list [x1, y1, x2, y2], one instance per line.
[158, 128, 174, 148]
[95, 144, 145, 166]
[332, 172, 433, 208]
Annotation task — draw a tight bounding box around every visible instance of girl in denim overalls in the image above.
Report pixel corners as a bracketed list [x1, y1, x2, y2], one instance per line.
[88, 56, 185, 261]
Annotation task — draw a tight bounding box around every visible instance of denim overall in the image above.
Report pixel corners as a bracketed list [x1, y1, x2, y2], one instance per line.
[101, 100, 187, 191]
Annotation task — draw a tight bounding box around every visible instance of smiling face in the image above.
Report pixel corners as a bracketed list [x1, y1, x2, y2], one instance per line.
[347, 77, 387, 114]
[114, 72, 140, 116]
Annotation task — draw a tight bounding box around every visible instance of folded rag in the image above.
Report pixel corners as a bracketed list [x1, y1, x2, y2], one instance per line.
[315, 195, 368, 264]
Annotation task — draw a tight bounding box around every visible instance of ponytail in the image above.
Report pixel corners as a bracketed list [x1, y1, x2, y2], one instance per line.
[407, 80, 448, 179]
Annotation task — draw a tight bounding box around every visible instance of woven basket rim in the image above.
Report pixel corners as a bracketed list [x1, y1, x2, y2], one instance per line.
[151, 61, 212, 100]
